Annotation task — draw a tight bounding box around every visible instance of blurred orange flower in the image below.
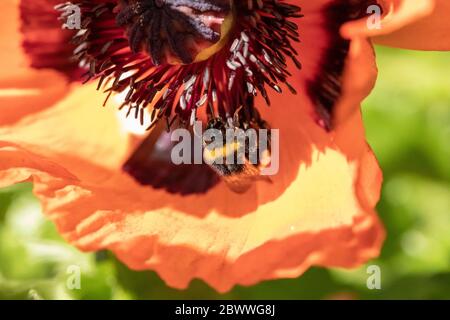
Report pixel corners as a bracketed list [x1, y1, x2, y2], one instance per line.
[0, 0, 448, 292]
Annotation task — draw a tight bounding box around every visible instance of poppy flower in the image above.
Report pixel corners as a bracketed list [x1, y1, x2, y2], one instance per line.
[0, 0, 448, 292]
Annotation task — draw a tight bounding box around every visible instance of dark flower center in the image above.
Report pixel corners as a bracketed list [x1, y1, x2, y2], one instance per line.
[116, 0, 232, 65]
[68, 0, 302, 194]
[64, 0, 376, 195]
[73, 0, 302, 132]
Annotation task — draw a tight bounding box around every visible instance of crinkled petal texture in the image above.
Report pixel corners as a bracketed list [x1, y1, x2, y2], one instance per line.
[0, 0, 393, 292]
[342, 0, 450, 50]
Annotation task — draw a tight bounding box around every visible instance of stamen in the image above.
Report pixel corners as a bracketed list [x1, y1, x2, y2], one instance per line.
[73, 0, 302, 134]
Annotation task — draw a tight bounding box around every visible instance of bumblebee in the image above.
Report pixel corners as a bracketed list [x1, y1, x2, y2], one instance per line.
[203, 108, 273, 193]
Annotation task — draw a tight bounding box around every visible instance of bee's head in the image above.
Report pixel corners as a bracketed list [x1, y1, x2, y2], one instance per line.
[206, 117, 228, 132]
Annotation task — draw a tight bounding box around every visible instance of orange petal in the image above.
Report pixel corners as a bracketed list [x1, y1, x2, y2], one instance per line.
[0, 59, 384, 293]
[0, 0, 385, 292]
[0, 0, 72, 125]
[0, 0, 29, 78]
[0, 69, 69, 125]
[342, 0, 450, 50]
[0, 0, 81, 81]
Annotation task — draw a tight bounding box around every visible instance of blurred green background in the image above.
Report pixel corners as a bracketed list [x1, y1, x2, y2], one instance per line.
[0, 47, 449, 300]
